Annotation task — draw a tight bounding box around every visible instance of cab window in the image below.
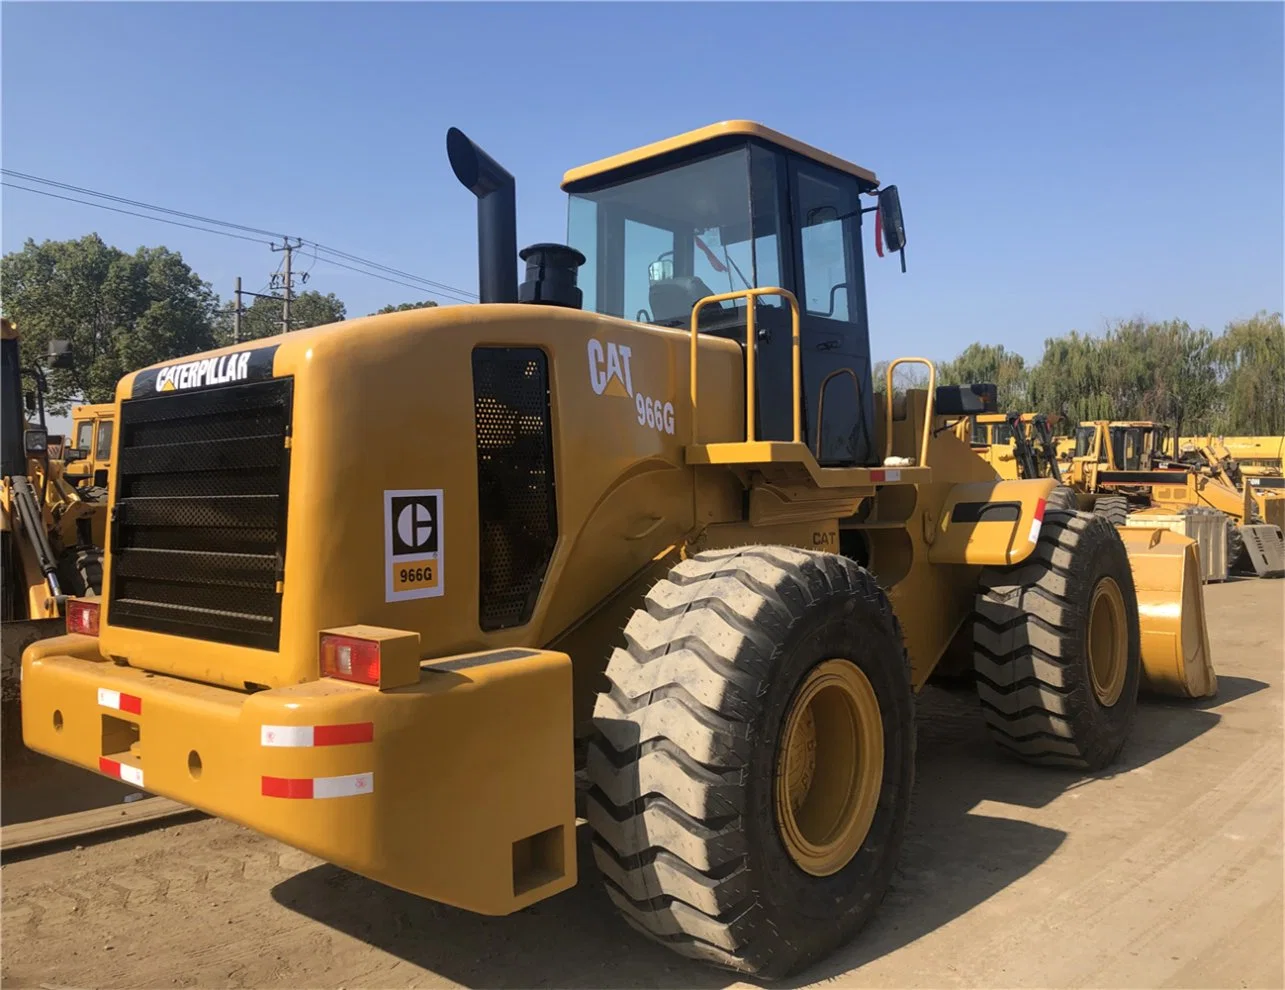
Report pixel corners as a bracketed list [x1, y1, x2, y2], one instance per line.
[793, 162, 861, 322]
[75, 422, 92, 451]
[95, 421, 114, 460]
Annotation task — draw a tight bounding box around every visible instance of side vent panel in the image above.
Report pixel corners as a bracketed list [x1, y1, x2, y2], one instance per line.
[472, 348, 557, 631]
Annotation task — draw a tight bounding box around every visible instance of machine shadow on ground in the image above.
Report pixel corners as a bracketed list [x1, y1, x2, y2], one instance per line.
[272, 673, 1256, 990]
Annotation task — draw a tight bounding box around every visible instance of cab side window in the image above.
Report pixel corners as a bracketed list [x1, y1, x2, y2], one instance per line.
[794, 163, 860, 322]
[96, 421, 114, 460]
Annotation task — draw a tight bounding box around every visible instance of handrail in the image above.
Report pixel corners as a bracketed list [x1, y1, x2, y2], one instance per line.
[690, 288, 802, 444]
[883, 357, 937, 467]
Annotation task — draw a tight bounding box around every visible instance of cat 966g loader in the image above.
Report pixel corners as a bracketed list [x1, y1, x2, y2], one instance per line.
[21, 122, 1216, 979]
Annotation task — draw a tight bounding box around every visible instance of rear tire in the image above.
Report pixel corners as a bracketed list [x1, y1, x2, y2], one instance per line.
[972, 509, 1141, 770]
[586, 545, 914, 978]
[1046, 485, 1077, 511]
[1092, 495, 1129, 526]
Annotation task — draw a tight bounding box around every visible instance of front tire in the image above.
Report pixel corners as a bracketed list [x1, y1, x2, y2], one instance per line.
[586, 545, 914, 978]
[972, 510, 1141, 770]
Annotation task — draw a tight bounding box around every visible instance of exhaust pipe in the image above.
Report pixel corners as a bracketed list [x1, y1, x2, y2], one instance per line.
[446, 128, 518, 305]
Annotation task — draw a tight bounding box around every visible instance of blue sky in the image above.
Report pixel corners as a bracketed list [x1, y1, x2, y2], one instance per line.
[4, 1, 1283, 374]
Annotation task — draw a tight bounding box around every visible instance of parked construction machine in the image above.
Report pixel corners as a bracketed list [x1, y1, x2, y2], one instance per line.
[21, 123, 1218, 978]
[65, 401, 115, 492]
[1061, 418, 1278, 570]
[2, 318, 106, 702]
[961, 411, 1064, 482]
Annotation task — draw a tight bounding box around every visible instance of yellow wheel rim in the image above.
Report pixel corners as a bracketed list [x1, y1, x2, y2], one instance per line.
[1088, 576, 1127, 707]
[775, 659, 884, 877]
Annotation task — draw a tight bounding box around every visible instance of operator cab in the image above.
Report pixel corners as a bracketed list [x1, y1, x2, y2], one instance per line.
[560, 122, 905, 468]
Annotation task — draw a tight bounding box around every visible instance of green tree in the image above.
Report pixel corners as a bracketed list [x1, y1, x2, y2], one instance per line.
[372, 300, 439, 316]
[937, 343, 1029, 412]
[0, 234, 219, 412]
[1212, 311, 1284, 435]
[229, 290, 346, 342]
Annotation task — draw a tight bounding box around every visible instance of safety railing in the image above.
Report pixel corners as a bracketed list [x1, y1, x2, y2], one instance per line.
[883, 357, 936, 468]
[689, 287, 801, 445]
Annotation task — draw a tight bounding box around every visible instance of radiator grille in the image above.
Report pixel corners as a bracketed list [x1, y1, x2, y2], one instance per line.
[108, 378, 292, 650]
[473, 348, 557, 631]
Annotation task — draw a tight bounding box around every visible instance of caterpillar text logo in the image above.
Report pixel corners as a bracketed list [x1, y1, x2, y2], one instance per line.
[587, 337, 675, 436]
[156, 351, 252, 392]
[587, 339, 634, 398]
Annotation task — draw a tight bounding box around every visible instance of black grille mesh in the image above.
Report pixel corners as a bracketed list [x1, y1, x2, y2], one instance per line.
[108, 378, 292, 650]
[473, 348, 557, 631]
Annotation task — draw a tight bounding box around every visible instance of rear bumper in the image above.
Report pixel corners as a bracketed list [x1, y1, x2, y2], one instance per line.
[21, 635, 576, 914]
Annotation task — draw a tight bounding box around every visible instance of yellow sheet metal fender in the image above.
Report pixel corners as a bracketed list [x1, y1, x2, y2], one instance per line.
[1117, 527, 1217, 699]
[928, 478, 1059, 566]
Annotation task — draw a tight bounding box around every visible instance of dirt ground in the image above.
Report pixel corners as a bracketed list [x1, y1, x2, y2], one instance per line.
[2, 578, 1281, 990]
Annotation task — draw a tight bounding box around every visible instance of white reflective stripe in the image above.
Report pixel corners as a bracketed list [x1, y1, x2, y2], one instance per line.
[98, 688, 121, 709]
[119, 764, 144, 788]
[1029, 518, 1042, 544]
[312, 772, 374, 799]
[260, 725, 315, 747]
[885, 469, 901, 482]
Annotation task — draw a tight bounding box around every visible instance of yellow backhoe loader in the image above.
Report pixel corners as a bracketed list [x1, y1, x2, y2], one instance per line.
[2, 319, 106, 703]
[20, 122, 1216, 979]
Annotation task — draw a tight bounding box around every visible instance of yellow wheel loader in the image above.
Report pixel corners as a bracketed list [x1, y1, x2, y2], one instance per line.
[961, 411, 1063, 482]
[65, 401, 115, 493]
[20, 123, 1216, 979]
[2, 318, 106, 703]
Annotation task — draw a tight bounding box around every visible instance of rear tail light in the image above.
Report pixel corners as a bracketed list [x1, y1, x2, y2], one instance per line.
[320, 634, 381, 686]
[67, 599, 100, 636]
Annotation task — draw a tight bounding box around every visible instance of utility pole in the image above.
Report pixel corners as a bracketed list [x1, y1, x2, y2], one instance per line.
[233, 276, 243, 343]
[270, 237, 305, 333]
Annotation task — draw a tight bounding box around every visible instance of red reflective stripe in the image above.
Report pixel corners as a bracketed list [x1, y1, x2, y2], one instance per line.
[1034, 498, 1047, 522]
[99, 757, 119, 776]
[312, 722, 374, 746]
[875, 208, 885, 258]
[871, 469, 886, 482]
[119, 693, 142, 715]
[262, 776, 314, 799]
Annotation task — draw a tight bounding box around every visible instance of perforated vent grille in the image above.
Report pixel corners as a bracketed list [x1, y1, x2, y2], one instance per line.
[473, 348, 557, 631]
[108, 378, 292, 650]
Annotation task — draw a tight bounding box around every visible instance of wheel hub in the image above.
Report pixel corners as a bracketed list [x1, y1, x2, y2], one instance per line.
[1088, 576, 1127, 706]
[775, 659, 884, 877]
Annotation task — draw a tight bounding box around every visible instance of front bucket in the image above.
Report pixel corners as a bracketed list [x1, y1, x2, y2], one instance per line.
[1116, 527, 1217, 699]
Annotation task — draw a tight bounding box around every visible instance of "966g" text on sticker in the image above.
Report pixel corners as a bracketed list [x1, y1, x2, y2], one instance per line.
[636, 394, 675, 435]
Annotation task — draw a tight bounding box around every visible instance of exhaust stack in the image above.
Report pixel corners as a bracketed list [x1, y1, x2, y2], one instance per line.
[446, 127, 518, 305]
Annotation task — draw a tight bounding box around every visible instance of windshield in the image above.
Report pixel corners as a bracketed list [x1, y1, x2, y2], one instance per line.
[1075, 425, 1098, 459]
[567, 146, 781, 327]
[1110, 427, 1143, 470]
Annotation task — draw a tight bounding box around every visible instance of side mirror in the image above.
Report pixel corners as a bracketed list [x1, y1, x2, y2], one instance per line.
[47, 339, 74, 369]
[878, 185, 906, 255]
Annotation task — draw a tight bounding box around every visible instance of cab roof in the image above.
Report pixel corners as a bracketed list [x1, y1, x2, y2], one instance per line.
[560, 120, 879, 192]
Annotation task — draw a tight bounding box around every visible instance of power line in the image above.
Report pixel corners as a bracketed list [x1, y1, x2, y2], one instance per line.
[3, 168, 478, 303]
[0, 182, 271, 245]
[311, 254, 475, 303]
[1, 168, 288, 240]
[311, 243, 476, 301]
